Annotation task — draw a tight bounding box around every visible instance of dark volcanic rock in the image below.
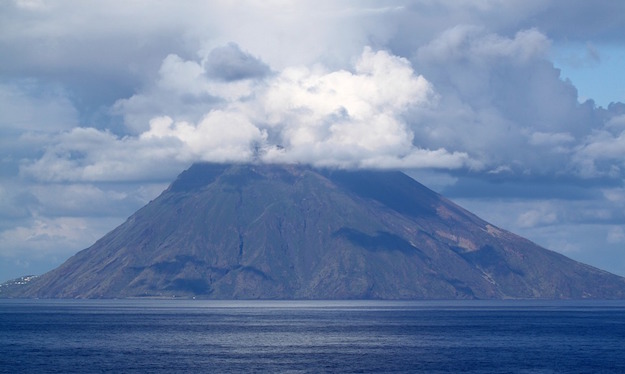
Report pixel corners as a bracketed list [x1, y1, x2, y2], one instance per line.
[8, 163, 625, 299]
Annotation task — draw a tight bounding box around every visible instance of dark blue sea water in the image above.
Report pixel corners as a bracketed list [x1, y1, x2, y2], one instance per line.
[1, 300, 624, 373]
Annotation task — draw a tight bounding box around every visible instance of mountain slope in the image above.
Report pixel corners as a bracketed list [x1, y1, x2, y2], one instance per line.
[7, 163, 625, 299]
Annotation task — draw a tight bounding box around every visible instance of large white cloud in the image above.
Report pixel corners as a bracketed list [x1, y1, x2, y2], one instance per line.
[141, 112, 267, 163]
[22, 46, 474, 183]
[255, 47, 468, 168]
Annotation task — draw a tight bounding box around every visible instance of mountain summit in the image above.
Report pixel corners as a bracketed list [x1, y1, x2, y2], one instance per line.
[6, 163, 625, 299]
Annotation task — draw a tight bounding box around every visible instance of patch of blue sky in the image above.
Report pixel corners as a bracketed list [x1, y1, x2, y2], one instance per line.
[552, 43, 625, 107]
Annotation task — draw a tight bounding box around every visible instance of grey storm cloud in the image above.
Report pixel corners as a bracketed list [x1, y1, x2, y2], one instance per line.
[203, 43, 271, 81]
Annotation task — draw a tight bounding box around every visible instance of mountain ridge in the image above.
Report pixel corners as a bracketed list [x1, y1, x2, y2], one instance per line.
[3, 163, 625, 299]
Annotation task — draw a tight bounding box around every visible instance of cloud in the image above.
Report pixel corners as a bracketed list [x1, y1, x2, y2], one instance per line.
[0, 216, 120, 261]
[141, 113, 266, 163]
[555, 42, 602, 69]
[20, 127, 188, 182]
[23, 46, 477, 183]
[416, 26, 550, 65]
[17, 29, 625, 183]
[14, 0, 47, 10]
[528, 132, 575, 147]
[510, 1, 625, 42]
[603, 187, 625, 204]
[27, 183, 146, 217]
[573, 128, 625, 178]
[0, 81, 79, 132]
[407, 25, 625, 181]
[203, 43, 271, 81]
[517, 205, 558, 228]
[114, 48, 264, 133]
[607, 227, 625, 244]
[256, 47, 462, 168]
[3, 6, 622, 184]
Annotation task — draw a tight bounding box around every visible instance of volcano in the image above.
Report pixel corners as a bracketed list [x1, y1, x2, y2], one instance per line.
[6, 163, 625, 299]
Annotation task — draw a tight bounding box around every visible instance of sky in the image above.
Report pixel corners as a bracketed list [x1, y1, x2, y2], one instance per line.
[1, 0, 625, 282]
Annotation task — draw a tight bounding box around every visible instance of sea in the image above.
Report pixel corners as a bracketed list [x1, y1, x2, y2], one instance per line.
[1, 299, 624, 373]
